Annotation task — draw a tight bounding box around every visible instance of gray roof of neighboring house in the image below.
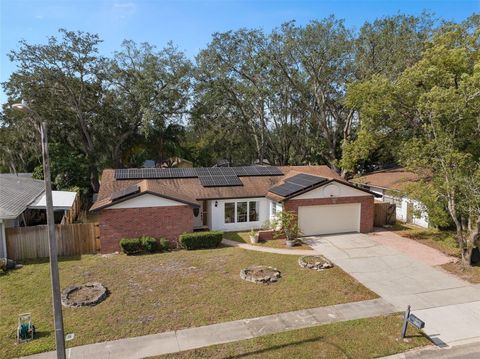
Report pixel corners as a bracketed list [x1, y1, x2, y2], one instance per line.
[0, 174, 45, 219]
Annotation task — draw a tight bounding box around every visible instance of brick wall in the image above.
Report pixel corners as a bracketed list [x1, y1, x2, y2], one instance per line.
[99, 205, 194, 253]
[284, 196, 374, 233]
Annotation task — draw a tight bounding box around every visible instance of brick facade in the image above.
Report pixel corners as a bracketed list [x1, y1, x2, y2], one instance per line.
[284, 196, 374, 233]
[99, 205, 194, 253]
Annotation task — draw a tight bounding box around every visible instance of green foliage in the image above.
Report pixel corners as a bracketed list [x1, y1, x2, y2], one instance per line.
[271, 211, 301, 241]
[119, 238, 143, 255]
[159, 238, 170, 252]
[179, 231, 224, 250]
[141, 236, 159, 253]
[401, 182, 451, 228]
[344, 17, 480, 264]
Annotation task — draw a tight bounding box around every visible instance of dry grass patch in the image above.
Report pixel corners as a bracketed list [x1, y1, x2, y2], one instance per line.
[441, 262, 480, 284]
[152, 315, 430, 359]
[0, 247, 375, 358]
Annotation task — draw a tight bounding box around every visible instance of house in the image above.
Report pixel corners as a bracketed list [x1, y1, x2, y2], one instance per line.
[0, 173, 78, 258]
[350, 168, 430, 228]
[90, 165, 379, 253]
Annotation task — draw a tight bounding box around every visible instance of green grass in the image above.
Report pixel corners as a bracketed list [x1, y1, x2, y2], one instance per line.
[224, 231, 313, 250]
[152, 315, 430, 359]
[0, 247, 376, 358]
[392, 223, 460, 257]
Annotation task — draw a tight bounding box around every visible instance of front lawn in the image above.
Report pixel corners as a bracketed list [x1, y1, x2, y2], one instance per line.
[224, 231, 313, 250]
[0, 247, 375, 358]
[153, 315, 430, 359]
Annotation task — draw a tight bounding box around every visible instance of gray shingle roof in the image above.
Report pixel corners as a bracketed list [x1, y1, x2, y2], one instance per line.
[0, 174, 45, 219]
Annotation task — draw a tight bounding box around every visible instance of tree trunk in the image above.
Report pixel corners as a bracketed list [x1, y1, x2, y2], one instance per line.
[465, 215, 480, 266]
[89, 162, 100, 193]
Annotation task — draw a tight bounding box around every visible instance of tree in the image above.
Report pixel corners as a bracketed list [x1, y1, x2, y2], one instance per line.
[192, 18, 356, 169]
[2, 31, 192, 193]
[193, 28, 271, 165]
[3, 29, 105, 192]
[354, 13, 434, 80]
[343, 18, 480, 265]
[103, 40, 192, 167]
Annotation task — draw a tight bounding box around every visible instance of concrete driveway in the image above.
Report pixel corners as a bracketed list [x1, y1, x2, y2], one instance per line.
[304, 232, 480, 346]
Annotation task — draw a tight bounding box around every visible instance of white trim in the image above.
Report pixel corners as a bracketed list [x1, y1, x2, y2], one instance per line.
[209, 197, 270, 231]
[295, 181, 373, 200]
[0, 220, 6, 259]
[107, 193, 185, 209]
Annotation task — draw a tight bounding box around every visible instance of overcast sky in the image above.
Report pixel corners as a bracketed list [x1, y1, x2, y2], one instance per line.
[1, 0, 478, 105]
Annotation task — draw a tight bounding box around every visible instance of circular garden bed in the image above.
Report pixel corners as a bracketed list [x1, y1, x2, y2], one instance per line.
[61, 282, 108, 308]
[240, 265, 281, 284]
[298, 255, 333, 271]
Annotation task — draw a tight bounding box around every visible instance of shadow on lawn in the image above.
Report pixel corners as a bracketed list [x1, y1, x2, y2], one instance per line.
[18, 256, 83, 265]
[224, 336, 356, 359]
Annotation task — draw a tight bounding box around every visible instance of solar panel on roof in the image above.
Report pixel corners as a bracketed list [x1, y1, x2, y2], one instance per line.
[219, 167, 236, 175]
[110, 185, 140, 201]
[224, 175, 243, 186]
[285, 173, 325, 187]
[270, 173, 327, 198]
[114, 166, 283, 181]
[198, 174, 243, 187]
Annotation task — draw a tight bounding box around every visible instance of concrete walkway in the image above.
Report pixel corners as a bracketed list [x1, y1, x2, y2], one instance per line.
[23, 299, 394, 359]
[305, 233, 480, 346]
[222, 238, 316, 255]
[383, 341, 480, 358]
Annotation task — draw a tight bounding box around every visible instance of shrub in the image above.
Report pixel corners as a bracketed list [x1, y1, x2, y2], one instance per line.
[141, 236, 159, 253]
[159, 238, 170, 252]
[120, 238, 143, 255]
[179, 231, 224, 250]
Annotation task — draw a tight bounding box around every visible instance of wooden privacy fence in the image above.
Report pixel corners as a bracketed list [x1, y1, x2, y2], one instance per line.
[374, 202, 396, 227]
[6, 223, 100, 260]
[61, 193, 81, 224]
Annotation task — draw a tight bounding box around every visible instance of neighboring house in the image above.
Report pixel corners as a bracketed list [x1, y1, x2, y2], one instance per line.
[0, 173, 78, 258]
[351, 168, 430, 228]
[90, 166, 379, 253]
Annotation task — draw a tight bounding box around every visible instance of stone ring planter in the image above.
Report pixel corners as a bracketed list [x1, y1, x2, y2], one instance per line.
[298, 255, 333, 271]
[61, 282, 108, 308]
[240, 265, 281, 284]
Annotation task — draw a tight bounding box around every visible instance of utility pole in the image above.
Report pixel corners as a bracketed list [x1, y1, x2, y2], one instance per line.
[12, 103, 66, 359]
[40, 121, 66, 359]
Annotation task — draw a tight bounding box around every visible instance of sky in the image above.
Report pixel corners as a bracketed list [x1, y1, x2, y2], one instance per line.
[1, 0, 479, 104]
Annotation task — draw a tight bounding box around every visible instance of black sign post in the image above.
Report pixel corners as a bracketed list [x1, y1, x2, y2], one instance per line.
[401, 305, 425, 338]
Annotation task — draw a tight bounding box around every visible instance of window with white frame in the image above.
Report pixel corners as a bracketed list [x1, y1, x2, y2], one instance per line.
[237, 202, 248, 222]
[249, 201, 259, 222]
[271, 201, 277, 217]
[224, 201, 260, 224]
[224, 202, 235, 223]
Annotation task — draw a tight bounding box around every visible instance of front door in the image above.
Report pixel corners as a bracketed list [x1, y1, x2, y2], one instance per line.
[193, 202, 203, 228]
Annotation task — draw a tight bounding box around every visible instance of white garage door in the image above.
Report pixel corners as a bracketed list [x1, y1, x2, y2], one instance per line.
[298, 203, 361, 236]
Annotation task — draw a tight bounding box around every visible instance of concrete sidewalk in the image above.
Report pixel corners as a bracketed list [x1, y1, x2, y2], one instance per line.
[383, 341, 480, 358]
[305, 233, 480, 347]
[222, 238, 317, 255]
[23, 298, 394, 359]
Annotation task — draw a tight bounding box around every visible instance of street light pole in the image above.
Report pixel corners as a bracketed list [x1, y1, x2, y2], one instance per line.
[12, 103, 66, 359]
